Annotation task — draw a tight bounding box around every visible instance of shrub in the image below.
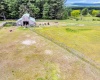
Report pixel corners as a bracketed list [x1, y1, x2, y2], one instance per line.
[71, 10, 80, 18]
[37, 78, 44, 80]
[92, 10, 99, 16]
[96, 13, 100, 17]
[4, 22, 16, 27]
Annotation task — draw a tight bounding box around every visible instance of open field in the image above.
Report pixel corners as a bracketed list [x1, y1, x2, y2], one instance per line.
[36, 17, 100, 27]
[34, 17, 100, 66]
[34, 26, 100, 65]
[0, 27, 100, 80]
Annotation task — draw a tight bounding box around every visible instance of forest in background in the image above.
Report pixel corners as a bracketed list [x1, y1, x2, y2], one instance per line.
[0, 0, 100, 20]
[0, 0, 67, 19]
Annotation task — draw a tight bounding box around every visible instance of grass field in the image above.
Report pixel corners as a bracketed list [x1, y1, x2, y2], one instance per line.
[36, 17, 100, 27]
[34, 17, 100, 66]
[34, 26, 100, 65]
[0, 27, 100, 80]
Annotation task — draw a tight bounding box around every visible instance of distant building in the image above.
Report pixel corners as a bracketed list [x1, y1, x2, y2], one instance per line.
[16, 13, 36, 27]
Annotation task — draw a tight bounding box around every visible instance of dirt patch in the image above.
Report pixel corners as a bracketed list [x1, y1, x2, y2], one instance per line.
[22, 39, 36, 45]
[45, 50, 53, 55]
[26, 35, 31, 37]
[78, 24, 85, 26]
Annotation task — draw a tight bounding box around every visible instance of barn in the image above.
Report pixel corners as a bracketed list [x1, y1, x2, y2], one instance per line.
[16, 13, 36, 27]
[0, 16, 4, 20]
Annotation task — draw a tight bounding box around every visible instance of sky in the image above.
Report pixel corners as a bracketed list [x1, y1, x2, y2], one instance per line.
[67, 0, 100, 3]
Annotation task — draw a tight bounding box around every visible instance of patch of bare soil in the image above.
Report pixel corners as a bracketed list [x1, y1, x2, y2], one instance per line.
[22, 39, 36, 45]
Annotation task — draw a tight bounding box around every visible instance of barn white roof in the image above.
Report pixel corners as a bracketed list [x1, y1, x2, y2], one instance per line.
[17, 13, 35, 22]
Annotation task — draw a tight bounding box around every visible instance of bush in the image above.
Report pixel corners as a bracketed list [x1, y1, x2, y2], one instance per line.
[92, 10, 99, 16]
[37, 78, 44, 80]
[96, 13, 100, 17]
[92, 19, 96, 21]
[92, 19, 100, 21]
[71, 10, 80, 18]
[4, 22, 16, 27]
[97, 19, 100, 21]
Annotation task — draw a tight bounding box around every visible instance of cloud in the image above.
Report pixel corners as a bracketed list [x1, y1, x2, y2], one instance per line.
[67, 0, 100, 3]
[93, 1, 100, 3]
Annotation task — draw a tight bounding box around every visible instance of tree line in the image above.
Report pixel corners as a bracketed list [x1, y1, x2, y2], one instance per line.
[70, 8, 100, 18]
[0, 0, 100, 20]
[0, 0, 68, 20]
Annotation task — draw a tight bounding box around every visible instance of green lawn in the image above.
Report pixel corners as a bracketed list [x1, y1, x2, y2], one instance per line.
[34, 26, 100, 65]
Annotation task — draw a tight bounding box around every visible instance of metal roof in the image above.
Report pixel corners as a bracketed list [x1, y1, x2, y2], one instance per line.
[30, 17, 35, 22]
[22, 13, 30, 17]
[17, 18, 22, 22]
[17, 13, 35, 22]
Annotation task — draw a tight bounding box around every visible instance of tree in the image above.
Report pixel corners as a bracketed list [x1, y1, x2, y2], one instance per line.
[92, 10, 99, 16]
[43, 2, 50, 19]
[5, 0, 19, 19]
[28, 3, 40, 17]
[62, 7, 72, 19]
[96, 10, 100, 17]
[49, 0, 64, 19]
[71, 10, 80, 18]
[19, 4, 27, 17]
[0, 0, 66, 19]
[0, 0, 7, 20]
[96, 13, 100, 17]
[82, 8, 88, 16]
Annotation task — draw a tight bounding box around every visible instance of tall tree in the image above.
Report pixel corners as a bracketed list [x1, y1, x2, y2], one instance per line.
[0, 0, 7, 20]
[49, 0, 64, 19]
[5, 0, 19, 19]
[28, 3, 40, 18]
[82, 8, 89, 16]
[43, 2, 50, 19]
[19, 4, 27, 17]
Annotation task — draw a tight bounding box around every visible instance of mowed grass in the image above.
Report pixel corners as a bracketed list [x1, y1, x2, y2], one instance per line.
[0, 27, 100, 80]
[34, 26, 100, 64]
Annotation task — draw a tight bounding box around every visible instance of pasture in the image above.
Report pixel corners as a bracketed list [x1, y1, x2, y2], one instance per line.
[34, 18, 100, 67]
[34, 26, 100, 64]
[0, 17, 100, 80]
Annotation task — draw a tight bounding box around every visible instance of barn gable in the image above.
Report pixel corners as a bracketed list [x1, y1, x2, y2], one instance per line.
[16, 13, 36, 27]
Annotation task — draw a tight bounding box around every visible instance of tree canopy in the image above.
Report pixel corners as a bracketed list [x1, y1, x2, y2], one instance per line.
[0, 0, 67, 19]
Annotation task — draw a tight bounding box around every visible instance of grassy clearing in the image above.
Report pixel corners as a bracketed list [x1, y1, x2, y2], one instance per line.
[36, 17, 100, 27]
[34, 26, 100, 65]
[0, 27, 100, 80]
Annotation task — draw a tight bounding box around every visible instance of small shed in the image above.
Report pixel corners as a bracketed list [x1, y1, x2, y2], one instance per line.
[16, 13, 36, 27]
